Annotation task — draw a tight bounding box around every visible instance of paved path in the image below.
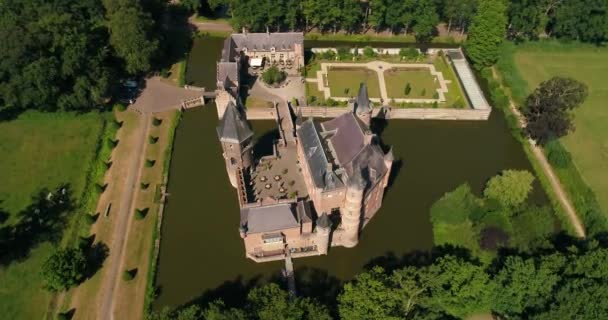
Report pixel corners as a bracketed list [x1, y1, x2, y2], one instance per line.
[492, 67, 585, 238]
[132, 77, 203, 113]
[98, 112, 151, 320]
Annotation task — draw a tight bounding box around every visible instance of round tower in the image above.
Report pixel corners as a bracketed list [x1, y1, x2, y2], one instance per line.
[315, 212, 332, 255]
[340, 168, 365, 248]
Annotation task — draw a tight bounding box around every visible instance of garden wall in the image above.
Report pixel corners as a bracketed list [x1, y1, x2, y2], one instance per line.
[296, 106, 490, 120]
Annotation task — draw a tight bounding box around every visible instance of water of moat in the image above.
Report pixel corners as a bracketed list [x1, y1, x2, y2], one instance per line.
[154, 37, 546, 309]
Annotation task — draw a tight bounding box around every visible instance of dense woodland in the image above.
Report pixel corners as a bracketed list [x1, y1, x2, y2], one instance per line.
[0, 0, 163, 114]
[192, 0, 608, 43]
[150, 236, 608, 320]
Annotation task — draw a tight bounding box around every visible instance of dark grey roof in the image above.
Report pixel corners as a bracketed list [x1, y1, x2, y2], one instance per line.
[296, 201, 312, 223]
[321, 113, 366, 166]
[355, 83, 371, 114]
[216, 101, 253, 144]
[347, 165, 366, 190]
[345, 144, 388, 190]
[297, 119, 342, 190]
[316, 212, 331, 229]
[241, 203, 300, 233]
[217, 62, 238, 89]
[230, 32, 303, 52]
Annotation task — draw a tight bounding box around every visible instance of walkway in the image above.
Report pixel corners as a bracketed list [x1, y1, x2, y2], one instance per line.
[131, 77, 204, 113]
[98, 112, 151, 320]
[492, 67, 585, 238]
[317, 61, 449, 104]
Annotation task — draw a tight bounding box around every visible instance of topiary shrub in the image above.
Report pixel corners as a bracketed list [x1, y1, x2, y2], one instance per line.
[140, 182, 150, 190]
[404, 83, 412, 95]
[149, 136, 159, 144]
[152, 117, 162, 126]
[135, 208, 149, 220]
[123, 269, 135, 281]
[85, 213, 97, 225]
[105, 161, 113, 170]
[106, 139, 119, 149]
[145, 159, 155, 167]
[95, 183, 107, 194]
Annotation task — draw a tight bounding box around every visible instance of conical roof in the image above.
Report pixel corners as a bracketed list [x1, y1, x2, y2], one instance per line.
[348, 166, 366, 190]
[317, 212, 331, 229]
[217, 101, 254, 143]
[355, 83, 371, 114]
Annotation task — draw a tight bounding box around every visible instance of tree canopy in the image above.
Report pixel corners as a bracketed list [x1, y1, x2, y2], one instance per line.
[41, 247, 87, 292]
[465, 0, 508, 68]
[483, 169, 535, 209]
[523, 77, 588, 145]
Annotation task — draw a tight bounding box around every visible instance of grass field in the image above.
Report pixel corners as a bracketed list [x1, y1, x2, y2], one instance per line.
[434, 54, 469, 107]
[384, 68, 439, 99]
[501, 42, 608, 217]
[0, 111, 106, 320]
[326, 67, 381, 98]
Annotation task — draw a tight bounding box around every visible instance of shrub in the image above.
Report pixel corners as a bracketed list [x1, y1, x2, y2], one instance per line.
[123, 269, 135, 281]
[140, 182, 150, 190]
[404, 83, 412, 95]
[484, 170, 535, 210]
[545, 140, 572, 168]
[149, 136, 159, 144]
[289, 180, 295, 186]
[135, 208, 149, 220]
[432, 101, 439, 108]
[109, 120, 123, 130]
[421, 89, 426, 96]
[261, 66, 286, 85]
[105, 161, 113, 170]
[95, 183, 107, 194]
[452, 98, 465, 109]
[145, 159, 156, 167]
[363, 46, 376, 58]
[336, 47, 352, 61]
[320, 50, 336, 60]
[85, 213, 97, 225]
[399, 48, 419, 60]
[153, 117, 162, 126]
[432, 92, 439, 99]
[282, 168, 288, 174]
[114, 103, 127, 112]
[106, 139, 118, 149]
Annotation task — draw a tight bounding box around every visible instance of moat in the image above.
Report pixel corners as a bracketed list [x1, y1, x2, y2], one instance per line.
[154, 36, 545, 309]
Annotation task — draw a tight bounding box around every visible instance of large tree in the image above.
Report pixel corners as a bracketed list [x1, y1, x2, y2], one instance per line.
[508, 0, 543, 40]
[41, 247, 87, 292]
[483, 170, 535, 209]
[412, 0, 439, 42]
[465, 0, 507, 68]
[552, 0, 608, 43]
[523, 77, 588, 145]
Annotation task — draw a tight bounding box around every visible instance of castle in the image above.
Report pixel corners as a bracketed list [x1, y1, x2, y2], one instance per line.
[215, 32, 393, 262]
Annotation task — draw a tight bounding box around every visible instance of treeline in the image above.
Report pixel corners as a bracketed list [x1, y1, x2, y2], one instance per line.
[0, 0, 163, 114]
[150, 237, 608, 319]
[193, 0, 607, 43]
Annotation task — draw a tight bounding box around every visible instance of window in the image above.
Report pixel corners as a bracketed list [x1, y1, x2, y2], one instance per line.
[262, 233, 284, 244]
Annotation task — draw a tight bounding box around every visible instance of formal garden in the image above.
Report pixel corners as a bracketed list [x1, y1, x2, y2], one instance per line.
[304, 47, 469, 108]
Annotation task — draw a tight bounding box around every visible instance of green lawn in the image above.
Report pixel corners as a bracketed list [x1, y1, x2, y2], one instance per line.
[434, 54, 469, 108]
[326, 67, 381, 98]
[0, 111, 106, 319]
[384, 68, 439, 99]
[506, 42, 608, 216]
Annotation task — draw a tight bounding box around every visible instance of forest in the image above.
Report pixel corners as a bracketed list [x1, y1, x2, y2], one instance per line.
[191, 0, 608, 43]
[150, 235, 608, 320]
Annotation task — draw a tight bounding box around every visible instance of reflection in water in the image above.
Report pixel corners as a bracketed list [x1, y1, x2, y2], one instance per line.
[154, 37, 546, 310]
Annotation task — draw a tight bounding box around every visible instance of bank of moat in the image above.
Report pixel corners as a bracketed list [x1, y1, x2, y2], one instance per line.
[215, 32, 393, 263]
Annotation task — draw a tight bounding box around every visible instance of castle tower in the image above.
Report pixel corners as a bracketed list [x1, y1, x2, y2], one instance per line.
[354, 83, 372, 127]
[340, 167, 365, 248]
[216, 101, 254, 188]
[382, 147, 394, 188]
[315, 212, 332, 255]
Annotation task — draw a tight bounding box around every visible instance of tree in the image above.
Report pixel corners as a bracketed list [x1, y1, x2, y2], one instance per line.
[553, 0, 608, 43]
[248, 283, 331, 320]
[261, 66, 286, 85]
[431, 184, 480, 225]
[523, 77, 588, 145]
[465, 0, 507, 68]
[412, 0, 439, 42]
[41, 247, 87, 291]
[363, 46, 376, 58]
[508, 0, 543, 40]
[442, 0, 477, 34]
[483, 170, 535, 209]
[106, 2, 159, 74]
[339, 266, 401, 319]
[181, 0, 202, 12]
[510, 205, 554, 250]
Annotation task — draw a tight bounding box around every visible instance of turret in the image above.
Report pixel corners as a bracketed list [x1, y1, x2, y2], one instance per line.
[340, 167, 365, 248]
[315, 212, 332, 255]
[217, 101, 254, 188]
[353, 83, 372, 127]
[382, 147, 394, 188]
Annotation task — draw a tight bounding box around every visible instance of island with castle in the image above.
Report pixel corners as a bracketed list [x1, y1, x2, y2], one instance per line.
[214, 31, 394, 262]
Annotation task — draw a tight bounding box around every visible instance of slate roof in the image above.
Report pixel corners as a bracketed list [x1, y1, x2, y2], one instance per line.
[344, 143, 388, 191]
[217, 62, 238, 89]
[316, 212, 331, 229]
[230, 32, 303, 52]
[241, 204, 300, 233]
[321, 113, 366, 166]
[216, 101, 253, 144]
[354, 83, 371, 114]
[297, 119, 343, 191]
